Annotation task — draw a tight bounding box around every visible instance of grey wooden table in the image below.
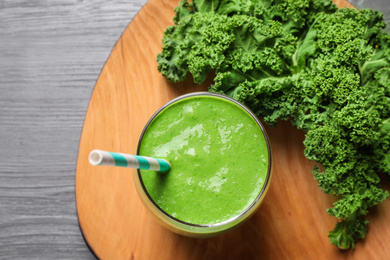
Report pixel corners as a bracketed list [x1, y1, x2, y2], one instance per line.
[0, 1, 146, 259]
[1, 0, 389, 259]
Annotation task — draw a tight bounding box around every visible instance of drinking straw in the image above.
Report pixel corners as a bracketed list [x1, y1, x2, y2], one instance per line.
[89, 149, 171, 172]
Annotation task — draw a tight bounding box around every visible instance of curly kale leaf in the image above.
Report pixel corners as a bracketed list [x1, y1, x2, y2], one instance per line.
[158, 0, 336, 84]
[328, 211, 369, 249]
[157, 0, 390, 249]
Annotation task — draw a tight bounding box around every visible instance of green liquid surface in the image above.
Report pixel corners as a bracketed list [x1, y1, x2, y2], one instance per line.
[139, 95, 269, 225]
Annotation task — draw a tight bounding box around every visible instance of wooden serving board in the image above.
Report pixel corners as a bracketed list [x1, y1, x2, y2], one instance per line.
[75, 0, 390, 259]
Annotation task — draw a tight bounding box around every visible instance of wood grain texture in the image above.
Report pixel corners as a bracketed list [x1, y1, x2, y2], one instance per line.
[76, 0, 390, 260]
[0, 1, 146, 259]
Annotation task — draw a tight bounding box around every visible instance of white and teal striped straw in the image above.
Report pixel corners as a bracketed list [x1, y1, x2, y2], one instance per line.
[88, 149, 171, 172]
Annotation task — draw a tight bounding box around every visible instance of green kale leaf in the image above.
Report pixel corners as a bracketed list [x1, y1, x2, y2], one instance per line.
[157, 0, 390, 249]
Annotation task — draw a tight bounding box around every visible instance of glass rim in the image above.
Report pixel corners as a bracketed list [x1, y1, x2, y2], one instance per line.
[136, 91, 272, 228]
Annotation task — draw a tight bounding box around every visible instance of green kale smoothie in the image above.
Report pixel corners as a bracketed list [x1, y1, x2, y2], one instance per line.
[138, 94, 270, 225]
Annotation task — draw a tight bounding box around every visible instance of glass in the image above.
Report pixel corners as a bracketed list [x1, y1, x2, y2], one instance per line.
[133, 92, 273, 237]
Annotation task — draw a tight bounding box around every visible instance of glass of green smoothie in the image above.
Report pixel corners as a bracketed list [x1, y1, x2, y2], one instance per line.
[134, 92, 272, 237]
